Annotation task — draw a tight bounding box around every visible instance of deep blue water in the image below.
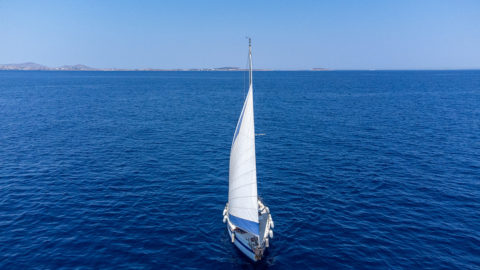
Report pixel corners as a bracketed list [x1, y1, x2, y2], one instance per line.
[1, 70, 479, 269]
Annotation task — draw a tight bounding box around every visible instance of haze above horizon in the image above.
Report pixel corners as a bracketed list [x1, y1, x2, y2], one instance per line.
[1, 0, 479, 70]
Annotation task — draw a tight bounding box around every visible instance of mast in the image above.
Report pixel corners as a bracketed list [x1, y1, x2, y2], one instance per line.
[248, 38, 252, 87]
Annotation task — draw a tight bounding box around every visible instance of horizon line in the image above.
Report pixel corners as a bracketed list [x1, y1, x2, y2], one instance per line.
[0, 62, 479, 72]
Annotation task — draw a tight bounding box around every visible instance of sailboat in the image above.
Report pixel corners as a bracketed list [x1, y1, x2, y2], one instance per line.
[222, 38, 274, 261]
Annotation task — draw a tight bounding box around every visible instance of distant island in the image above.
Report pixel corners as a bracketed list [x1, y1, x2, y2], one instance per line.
[0, 62, 329, 71]
[0, 62, 97, 71]
[0, 62, 279, 71]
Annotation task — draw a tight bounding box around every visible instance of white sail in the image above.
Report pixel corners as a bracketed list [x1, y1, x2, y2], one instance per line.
[228, 40, 258, 236]
[228, 83, 259, 236]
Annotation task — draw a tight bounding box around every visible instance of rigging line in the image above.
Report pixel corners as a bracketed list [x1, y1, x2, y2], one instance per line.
[244, 46, 249, 99]
[243, 62, 246, 99]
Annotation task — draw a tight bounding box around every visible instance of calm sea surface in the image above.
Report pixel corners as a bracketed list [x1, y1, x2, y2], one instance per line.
[1, 71, 479, 269]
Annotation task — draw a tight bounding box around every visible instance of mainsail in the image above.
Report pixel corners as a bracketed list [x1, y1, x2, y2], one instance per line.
[228, 40, 259, 236]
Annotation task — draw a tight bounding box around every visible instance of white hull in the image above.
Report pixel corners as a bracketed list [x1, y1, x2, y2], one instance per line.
[223, 200, 273, 262]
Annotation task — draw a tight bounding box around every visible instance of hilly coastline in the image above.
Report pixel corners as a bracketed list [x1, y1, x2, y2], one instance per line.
[0, 62, 280, 71]
[0, 62, 96, 71]
[0, 62, 330, 71]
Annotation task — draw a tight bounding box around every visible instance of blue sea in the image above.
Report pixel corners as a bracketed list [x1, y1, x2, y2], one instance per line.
[1, 70, 479, 269]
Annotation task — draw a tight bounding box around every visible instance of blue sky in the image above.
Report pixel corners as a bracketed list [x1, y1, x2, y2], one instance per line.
[1, 0, 479, 69]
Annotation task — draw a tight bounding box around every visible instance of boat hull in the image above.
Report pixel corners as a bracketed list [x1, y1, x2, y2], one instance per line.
[224, 200, 272, 262]
[227, 225, 257, 261]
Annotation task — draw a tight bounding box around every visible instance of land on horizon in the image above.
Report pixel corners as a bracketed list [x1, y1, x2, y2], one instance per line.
[1, 63, 478, 71]
[0, 62, 282, 72]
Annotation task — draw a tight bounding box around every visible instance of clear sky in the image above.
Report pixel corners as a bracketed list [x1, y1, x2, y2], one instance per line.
[1, 0, 479, 70]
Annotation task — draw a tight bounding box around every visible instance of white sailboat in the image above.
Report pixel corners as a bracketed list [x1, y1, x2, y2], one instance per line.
[222, 38, 274, 261]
